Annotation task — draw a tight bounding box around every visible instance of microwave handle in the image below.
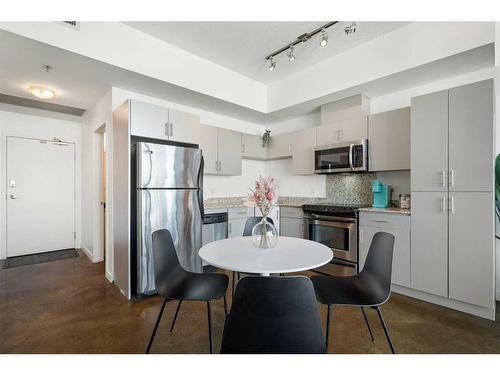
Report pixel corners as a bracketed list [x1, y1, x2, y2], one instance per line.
[348, 144, 354, 170]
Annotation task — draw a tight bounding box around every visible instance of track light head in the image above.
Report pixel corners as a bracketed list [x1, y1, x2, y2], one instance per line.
[344, 22, 357, 35]
[319, 29, 328, 47]
[267, 57, 276, 71]
[286, 45, 296, 62]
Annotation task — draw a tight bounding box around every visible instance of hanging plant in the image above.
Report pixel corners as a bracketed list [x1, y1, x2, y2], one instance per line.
[262, 129, 272, 147]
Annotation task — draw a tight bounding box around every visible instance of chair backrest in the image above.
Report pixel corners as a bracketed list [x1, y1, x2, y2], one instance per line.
[360, 231, 395, 303]
[151, 229, 184, 295]
[220, 276, 326, 354]
[242, 216, 274, 236]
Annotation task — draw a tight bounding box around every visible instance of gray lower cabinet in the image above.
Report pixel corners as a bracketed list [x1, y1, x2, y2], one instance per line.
[279, 207, 304, 238]
[410, 192, 448, 298]
[359, 212, 410, 288]
[448, 192, 494, 308]
[411, 90, 449, 192]
[368, 107, 410, 171]
[228, 206, 254, 237]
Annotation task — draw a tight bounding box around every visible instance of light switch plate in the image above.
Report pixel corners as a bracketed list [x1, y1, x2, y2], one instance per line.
[8, 179, 16, 188]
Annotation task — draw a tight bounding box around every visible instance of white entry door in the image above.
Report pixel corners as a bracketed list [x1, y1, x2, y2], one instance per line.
[6, 137, 75, 257]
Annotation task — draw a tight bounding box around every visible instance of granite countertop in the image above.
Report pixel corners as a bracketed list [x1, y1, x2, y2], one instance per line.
[358, 206, 411, 215]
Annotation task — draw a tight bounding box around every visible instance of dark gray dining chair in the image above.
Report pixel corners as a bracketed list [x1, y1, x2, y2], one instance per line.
[230, 216, 275, 295]
[311, 231, 396, 353]
[221, 276, 326, 354]
[146, 229, 229, 354]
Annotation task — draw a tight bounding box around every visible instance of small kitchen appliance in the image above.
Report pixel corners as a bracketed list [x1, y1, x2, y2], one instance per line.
[399, 194, 411, 209]
[372, 180, 391, 208]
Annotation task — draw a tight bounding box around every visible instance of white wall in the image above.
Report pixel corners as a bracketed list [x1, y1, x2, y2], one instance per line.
[370, 67, 495, 114]
[81, 89, 113, 280]
[0, 104, 82, 260]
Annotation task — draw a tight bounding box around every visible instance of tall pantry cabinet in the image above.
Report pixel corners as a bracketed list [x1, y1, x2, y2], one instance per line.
[410, 79, 494, 312]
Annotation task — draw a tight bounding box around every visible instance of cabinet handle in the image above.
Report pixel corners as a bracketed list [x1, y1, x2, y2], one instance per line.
[288, 144, 292, 153]
[371, 220, 389, 223]
[449, 169, 454, 187]
[219, 161, 222, 172]
[441, 170, 446, 187]
[169, 122, 173, 137]
[242, 143, 245, 153]
[441, 196, 447, 213]
[164, 122, 169, 137]
[229, 223, 232, 234]
[449, 195, 454, 214]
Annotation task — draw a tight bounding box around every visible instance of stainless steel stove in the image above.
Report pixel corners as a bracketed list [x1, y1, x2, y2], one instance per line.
[302, 204, 361, 276]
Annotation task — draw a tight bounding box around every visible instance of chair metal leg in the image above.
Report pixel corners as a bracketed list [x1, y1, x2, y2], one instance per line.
[237, 272, 240, 280]
[207, 301, 213, 354]
[223, 294, 228, 316]
[360, 307, 375, 341]
[146, 299, 167, 354]
[375, 306, 395, 354]
[232, 271, 236, 297]
[169, 300, 182, 332]
[325, 304, 331, 351]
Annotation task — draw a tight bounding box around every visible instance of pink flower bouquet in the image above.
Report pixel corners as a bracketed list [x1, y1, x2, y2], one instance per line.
[244, 176, 277, 217]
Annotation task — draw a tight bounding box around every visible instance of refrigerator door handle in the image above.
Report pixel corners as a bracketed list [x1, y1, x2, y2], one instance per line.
[197, 155, 205, 219]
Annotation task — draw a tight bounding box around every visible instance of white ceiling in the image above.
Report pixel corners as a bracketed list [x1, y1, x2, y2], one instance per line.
[123, 22, 410, 84]
[0, 27, 494, 124]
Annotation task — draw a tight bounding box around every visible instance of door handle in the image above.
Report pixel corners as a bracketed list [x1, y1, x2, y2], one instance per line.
[441, 196, 447, 213]
[348, 144, 354, 170]
[10, 194, 17, 199]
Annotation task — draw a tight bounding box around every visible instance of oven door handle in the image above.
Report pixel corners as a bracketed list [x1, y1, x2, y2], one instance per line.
[348, 144, 354, 170]
[304, 214, 356, 223]
[307, 219, 356, 229]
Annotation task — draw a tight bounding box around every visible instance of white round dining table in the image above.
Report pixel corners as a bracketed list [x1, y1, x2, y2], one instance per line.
[199, 236, 333, 276]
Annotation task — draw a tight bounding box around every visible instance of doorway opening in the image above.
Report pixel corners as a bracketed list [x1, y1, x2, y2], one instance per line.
[95, 125, 107, 273]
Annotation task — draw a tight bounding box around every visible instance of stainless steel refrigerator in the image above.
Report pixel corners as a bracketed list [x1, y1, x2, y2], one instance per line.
[135, 141, 204, 296]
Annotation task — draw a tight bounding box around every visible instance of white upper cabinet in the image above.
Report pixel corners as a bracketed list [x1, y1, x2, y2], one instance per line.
[339, 116, 368, 143]
[200, 125, 242, 176]
[291, 128, 316, 175]
[130, 100, 169, 140]
[218, 128, 242, 175]
[199, 124, 218, 175]
[241, 133, 267, 160]
[129, 100, 200, 144]
[168, 108, 200, 145]
[411, 90, 449, 192]
[267, 133, 293, 159]
[317, 116, 368, 146]
[448, 80, 493, 192]
[368, 107, 410, 171]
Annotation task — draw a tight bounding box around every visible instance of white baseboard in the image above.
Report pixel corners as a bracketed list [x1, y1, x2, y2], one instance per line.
[105, 271, 113, 283]
[392, 285, 495, 321]
[79, 246, 93, 261]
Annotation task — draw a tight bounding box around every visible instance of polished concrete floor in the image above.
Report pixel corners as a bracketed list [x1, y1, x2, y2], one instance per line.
[1, 252, 499, 354]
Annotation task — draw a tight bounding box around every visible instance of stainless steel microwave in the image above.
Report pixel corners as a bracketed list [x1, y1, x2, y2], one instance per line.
[314, 139, 368, 174]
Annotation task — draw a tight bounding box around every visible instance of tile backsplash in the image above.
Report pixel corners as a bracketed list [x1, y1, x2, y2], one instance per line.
[325, 173, 374, 206]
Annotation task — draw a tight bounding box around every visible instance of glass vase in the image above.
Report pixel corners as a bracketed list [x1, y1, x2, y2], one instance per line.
[252, 216, 278, 249]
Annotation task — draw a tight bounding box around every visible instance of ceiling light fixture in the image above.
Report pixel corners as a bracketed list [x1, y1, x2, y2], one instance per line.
[319, 29, 328, 47]
[344, 22, 357, 35]
[27, 86, 56, 100]
[267, 57, 276, 71]
[265, 21, 347, 72]
[286, 45, 296, 62]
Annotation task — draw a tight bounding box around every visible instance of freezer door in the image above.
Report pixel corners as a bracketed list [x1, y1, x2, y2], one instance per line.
[138, 189, 203, 295]
[138, 142, 202, 189]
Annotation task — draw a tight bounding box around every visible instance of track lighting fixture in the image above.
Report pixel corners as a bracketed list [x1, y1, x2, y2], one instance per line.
[267, 57, 276, 71]
[319, 29, 328, 47]
[286, 45, 295, 62]
[344, 22, 357, 35]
